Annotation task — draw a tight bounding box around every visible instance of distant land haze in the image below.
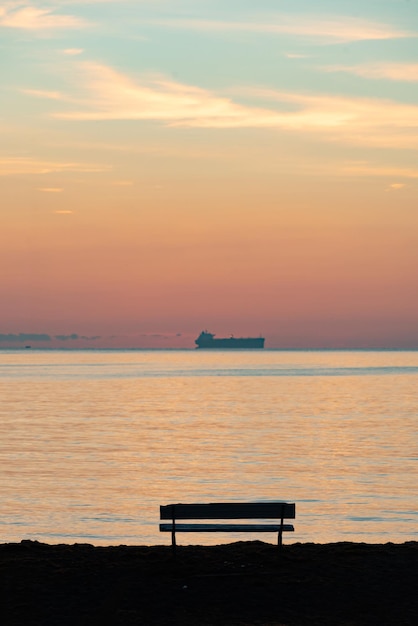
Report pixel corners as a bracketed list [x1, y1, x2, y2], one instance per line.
[0, 324, 417, 350]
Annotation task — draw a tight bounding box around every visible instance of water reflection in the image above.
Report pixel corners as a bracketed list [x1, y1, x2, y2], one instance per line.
[0, 350, 417, 545]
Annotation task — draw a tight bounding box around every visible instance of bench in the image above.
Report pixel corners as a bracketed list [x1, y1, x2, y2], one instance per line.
[160, 502, 295, 552]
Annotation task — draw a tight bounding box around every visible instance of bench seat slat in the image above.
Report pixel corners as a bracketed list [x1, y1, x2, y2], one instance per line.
[160, 523, 294, 533]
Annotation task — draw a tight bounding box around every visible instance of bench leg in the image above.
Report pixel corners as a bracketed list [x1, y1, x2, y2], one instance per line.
[171, 518, 177, 556]
[171, 514, 177, 556]
[278, 518, 284, 549]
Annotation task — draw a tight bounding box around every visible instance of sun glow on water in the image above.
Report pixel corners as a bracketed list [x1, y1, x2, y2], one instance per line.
[0, 349, 417, 545]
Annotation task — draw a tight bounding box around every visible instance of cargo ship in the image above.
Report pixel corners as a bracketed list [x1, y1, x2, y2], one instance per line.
[195, 331, 265, 349]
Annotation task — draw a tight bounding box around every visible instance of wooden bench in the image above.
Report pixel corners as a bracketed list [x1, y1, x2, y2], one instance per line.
[160, 502, 295, 552]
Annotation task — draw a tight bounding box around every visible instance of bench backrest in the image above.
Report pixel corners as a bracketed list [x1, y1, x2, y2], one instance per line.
[160, 502, 295, 520]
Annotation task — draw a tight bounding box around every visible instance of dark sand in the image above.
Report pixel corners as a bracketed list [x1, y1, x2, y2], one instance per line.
[1, 540, 417, 625]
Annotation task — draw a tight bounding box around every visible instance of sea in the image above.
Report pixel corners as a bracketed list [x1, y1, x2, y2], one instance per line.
[1, 349, 417, 546]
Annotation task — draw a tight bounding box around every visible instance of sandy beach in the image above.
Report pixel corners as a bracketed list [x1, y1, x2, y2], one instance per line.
[0, 540, 417, 625]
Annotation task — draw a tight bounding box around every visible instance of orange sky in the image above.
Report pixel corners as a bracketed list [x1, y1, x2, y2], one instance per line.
[1, 1, 418, 348]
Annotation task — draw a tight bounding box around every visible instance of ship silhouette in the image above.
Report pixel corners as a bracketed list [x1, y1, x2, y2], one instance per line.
[195, 331, 265, 349]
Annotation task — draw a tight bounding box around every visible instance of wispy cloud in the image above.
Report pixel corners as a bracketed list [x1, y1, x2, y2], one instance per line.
[387, 183, 406, 191]
[38, 187, 63, 192]
[31, 62, 287, 126]
[62, 48, 84, 55]
[323, 62, 418, 82]
[236, 87, 418, 148]
[111, 180, 133, 186]
[25, 61, 418, 150]
[0, 156, 110, 175]
[285, 53, 310, 59]
[55, 0, 106, 3]
[0, 2, 86, 30]
[145, 15, 415, 44]
[22, 88, 65, 100]
[341, 164, 418, 179]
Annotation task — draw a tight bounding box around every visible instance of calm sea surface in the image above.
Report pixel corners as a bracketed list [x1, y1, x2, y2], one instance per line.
[1, 349, 417, 546]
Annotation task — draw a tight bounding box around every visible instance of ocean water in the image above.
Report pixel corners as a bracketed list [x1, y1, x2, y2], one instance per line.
[0, 349, 417, 546]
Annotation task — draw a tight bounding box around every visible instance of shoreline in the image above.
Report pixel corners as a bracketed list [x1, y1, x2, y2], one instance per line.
[1, 540, 417, 625]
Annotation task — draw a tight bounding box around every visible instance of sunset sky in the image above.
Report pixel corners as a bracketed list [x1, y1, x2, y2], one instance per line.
[1, 0, 418, 348]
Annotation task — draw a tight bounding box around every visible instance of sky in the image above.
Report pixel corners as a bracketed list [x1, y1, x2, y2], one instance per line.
[1, 0, 418, 349]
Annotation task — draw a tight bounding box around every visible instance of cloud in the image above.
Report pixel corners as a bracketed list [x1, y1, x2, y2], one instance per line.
[47, 62, 272, 125]
[0, 156, 111, 175]
[341, 165, 418, 179]
[62, 48, 84, 55]
[0, 2, 86, 30]
[57, 1, 133, 4]
[235, 87, 418, 148]
[54, 210, 73, 213]
[0, 333, 51, 342]
[385, 182, 408, 191]
[21, 88, 66, 100]
[38, 187, 63, 192]
[285, 53, 310, 59]
[323, 63, 418, 82]
[29, 62, 418, 149]
[145, 15, 415, 44]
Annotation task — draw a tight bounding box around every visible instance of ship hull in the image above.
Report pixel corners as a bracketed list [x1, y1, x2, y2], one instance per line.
[195, 336, 264, 349]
